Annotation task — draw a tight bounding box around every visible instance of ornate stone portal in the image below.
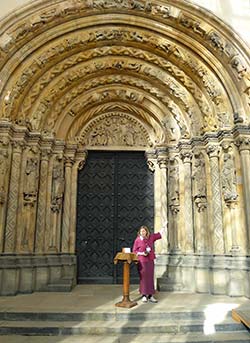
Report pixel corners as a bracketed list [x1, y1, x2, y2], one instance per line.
[0, 0, 249, 296]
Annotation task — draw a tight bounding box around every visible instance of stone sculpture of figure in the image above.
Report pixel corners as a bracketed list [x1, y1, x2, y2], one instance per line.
[169, 158, 180, 206]
[51, 164, 65, 212]
[221, 153, 238, 202]
[25, 157, 38, 195]
[192, 155, 206, 199]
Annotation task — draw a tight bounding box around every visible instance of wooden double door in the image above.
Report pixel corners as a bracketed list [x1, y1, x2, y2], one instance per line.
[76, 151, 154, 284]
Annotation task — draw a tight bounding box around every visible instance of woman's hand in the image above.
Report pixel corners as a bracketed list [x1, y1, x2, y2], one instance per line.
[137, 252, 148, 256]
[160, 221, 168, 235]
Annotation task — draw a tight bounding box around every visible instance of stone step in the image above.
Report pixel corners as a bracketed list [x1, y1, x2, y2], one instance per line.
[0, 309, 234, 321]
[0, 319, 245, 336]
[47, 278, 74, 292]
[0, 332, 250, 343]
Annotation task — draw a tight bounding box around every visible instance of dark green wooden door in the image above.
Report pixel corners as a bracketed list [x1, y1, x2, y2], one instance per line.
[76, 151, 154, 284]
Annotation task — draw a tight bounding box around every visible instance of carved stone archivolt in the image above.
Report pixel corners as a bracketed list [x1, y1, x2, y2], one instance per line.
[0, 0, 250, 297]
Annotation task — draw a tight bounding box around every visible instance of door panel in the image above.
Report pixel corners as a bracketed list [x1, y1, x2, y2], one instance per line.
[76, 152, 115, 283]
[76, 151, 154, 284]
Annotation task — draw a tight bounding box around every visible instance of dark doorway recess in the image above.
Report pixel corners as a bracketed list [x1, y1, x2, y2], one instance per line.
[76, 151, 154, 284]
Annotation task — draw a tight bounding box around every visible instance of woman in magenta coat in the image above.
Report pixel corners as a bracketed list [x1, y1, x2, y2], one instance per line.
[132, 223, 167, 303]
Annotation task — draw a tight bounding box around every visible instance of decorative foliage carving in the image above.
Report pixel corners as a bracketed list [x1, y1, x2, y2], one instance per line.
[78, 113, 150, 147]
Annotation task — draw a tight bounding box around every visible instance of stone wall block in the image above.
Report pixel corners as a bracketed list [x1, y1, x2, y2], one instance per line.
[195, 268, 210, 293]
[228, 270, 245, 296]
[19, 267, 34, 293]
[182, 266, 196, 292]
[211, 269, 228, 294]
[35, 267, 49, 291]
[1, 269, 19, 295]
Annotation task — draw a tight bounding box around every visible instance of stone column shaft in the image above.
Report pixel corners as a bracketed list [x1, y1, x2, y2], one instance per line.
[157, 149, 168, 253]
[0, 145, 10, 253]
[207, 146, 224, 254]
[238, 142, 250, 249]
[69, 153, 87, 254]
[227, 201, 240, 254]
[35, 150, 50, 252]
[61, 159, 73, 252]
[4, 142, 23, 253]
[181, 152, 194, 253]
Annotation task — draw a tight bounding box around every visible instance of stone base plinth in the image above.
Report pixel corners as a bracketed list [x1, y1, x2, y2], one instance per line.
[0, 254, 76, 295]
[156, 254, 250, 298]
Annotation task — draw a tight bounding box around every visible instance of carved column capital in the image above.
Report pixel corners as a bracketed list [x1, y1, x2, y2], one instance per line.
[12, 140, 24, 153]
[75, 149, 88, 170]
[156, 147, 168, 169]
[64, 156, 75, 167]
[180, 151, 192, 164]
[206, 144, 220, 158]
[41, 147, 52, 161]
[145, 149, 157, 172]
[236, 137, 250, 152]
[0, 136, 10, 147]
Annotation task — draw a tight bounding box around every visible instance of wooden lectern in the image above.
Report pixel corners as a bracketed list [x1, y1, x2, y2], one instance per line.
[113, 251, 138, 308]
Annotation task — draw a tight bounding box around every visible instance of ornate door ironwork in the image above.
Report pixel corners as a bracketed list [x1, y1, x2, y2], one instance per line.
[76, 151, 154, 284]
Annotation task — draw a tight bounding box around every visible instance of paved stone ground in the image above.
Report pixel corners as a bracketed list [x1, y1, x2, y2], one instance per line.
[0, 285, 250, 342]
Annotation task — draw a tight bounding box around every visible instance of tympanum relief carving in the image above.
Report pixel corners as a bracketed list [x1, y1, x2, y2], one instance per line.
[78, 113, 151, 148]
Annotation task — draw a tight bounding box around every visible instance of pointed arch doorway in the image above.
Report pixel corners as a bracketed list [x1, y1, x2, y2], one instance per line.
[76, 150, 154, 284]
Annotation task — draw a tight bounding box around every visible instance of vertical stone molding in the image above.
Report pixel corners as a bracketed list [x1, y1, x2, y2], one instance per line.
[0, 136, 10, 253]
[62, 155, 75, 253]
[168, 156, 180, 253]
[4, 140, 24, 253]
[236, 137, 250, 251]
[226, 200, 240, 254]
[69, 149, 87, 253]
[48, 152, 64, 252]
[180, 151, 194, 253]
[157, 147, 168, 253]
[207, 145, 224, 254]
[17, 144, 40, 253]
[35, 146, 51, 253]
[145, 149, 159, 234]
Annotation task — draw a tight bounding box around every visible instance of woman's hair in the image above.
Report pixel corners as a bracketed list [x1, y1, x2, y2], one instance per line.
[137, 225, 150, 237]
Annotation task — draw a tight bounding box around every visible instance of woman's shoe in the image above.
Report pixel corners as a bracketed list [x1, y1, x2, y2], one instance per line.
[141, 296, 148, 303]
[149, 296, 158, 303]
